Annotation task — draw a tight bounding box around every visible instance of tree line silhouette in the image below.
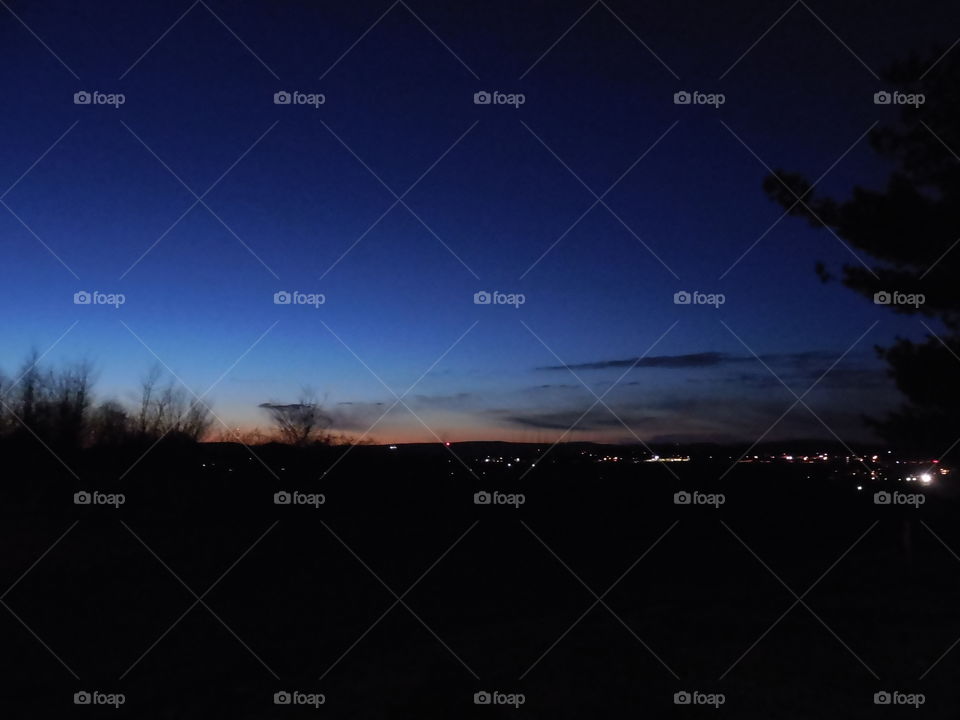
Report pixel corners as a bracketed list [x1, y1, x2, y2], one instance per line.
[0, 352, 213, 452]
[0, 353, 343, 453]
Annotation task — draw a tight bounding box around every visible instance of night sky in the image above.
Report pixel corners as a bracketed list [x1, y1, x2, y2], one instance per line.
[1, 0, 956, 443]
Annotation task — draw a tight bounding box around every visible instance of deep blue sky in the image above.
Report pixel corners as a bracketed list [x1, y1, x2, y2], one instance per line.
[0, 0, 956, 443]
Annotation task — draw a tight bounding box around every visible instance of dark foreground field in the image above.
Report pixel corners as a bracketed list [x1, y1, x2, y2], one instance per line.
[1, 441, 958, 718]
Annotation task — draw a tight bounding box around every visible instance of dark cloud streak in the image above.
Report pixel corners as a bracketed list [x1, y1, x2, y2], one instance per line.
[536, 350, 848, 372]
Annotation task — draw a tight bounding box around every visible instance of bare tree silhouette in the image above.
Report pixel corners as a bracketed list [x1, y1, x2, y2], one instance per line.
[136, 365, 213, 442]
[259, 389, 332, 446]
[1, 351, 94, 448]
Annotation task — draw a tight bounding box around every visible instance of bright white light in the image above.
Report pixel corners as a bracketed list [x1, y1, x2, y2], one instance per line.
[856, 485, 863, 491]
[921, 473, 932, 484]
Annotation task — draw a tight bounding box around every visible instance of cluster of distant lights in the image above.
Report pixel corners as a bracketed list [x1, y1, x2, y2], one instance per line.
[740, 453, 847, 462]
[386, 444, 946, 480]
[480, 456, 525, 468]
[735, 451, 938, 463]
[855, 472, 934, 491]
[196, 444, 948, 487]
[573, 452, 691, 463]
[387, 445, 543, 470]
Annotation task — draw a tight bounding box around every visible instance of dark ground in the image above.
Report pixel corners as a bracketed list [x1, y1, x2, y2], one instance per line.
[1, 440, 958, 717]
